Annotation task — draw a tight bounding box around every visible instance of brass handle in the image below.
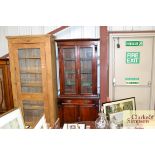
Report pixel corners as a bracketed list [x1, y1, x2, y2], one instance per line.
[0, 78, 4, 108]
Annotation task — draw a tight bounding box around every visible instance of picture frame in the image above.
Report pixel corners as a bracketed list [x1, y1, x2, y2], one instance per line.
[63, 123, 85, 129]
[102, 97, 136, 126]
[0, 108, 25, 129]
[33, 115, 48, 129]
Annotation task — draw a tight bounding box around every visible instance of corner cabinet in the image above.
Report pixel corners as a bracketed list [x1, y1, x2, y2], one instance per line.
[7, 35, 58, 127]
[0, 58, 14, 114]
[56, 39, 99, 126]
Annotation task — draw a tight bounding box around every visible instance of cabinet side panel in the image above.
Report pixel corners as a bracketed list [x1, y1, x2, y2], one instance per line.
[45, 37, 58, 126]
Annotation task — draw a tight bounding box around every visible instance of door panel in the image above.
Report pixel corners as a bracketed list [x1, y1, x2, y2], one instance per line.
[113, 37, 153, 110]
[114, 87, 150, 110]
[62, 104, 79, 123]
[114, 37, 153, 86]
[62, 47, 77, 94]
[79, 104, 98, 121]
[79, 46, 94, 94]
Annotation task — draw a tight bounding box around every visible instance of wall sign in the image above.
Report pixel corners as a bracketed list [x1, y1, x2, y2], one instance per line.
[125, 41, 143, 46]
[126, 52, 140, 64]
[125, 77, 140, 85]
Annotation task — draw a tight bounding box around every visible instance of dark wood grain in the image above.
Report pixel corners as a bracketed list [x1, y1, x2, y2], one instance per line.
[0, 58, 14, 114]
[57, 39, 99, 125]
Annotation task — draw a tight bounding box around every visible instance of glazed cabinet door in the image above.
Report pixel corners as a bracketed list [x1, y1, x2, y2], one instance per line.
[10, 44, 48, 126]
[79, 45, 97, 94]
[59, 47, 78, 95]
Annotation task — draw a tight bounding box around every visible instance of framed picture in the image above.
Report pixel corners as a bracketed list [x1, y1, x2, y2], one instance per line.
[0, 108, 25, 129]
[34, 115, 48, 129]
[63, 123, 85, 129]
[102, 97, 136, 125]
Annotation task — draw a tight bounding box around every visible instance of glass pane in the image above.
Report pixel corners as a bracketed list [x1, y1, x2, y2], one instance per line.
[80, 60, 92, 73]
[0, 69, 6, 110]
[64, 60, 76, 73]
[18, 48, 43, 93]
[80, 47, 93, 59]
[81, 86, 92, 93]
[81, 74, 92, 93]
[63, 48, 76, 94]
[23, 100, 44, 124]
[63, 48, 75, 60]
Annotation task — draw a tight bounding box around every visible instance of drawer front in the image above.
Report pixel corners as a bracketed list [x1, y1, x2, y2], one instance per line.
[62, 99, 93, 104]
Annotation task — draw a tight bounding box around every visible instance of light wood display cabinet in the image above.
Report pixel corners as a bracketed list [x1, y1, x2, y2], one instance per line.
[7, 35, 58, 127]
[56, 39, 99, 126]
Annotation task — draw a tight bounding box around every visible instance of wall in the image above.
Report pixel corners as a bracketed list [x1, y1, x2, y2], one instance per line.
[108, 26, 155, 31]
[1, 26, 155, 56]
[0, 26, 59, 56]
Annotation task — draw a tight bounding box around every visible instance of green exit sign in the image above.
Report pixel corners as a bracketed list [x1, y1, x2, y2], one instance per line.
[126, 41, 143, 46]
[126, 52, 140, 64]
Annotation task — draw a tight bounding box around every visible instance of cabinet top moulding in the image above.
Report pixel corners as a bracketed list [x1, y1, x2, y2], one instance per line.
[55, 38, 100, 41]
[56, 38, 99, 47]
[6, 34, 54, 44]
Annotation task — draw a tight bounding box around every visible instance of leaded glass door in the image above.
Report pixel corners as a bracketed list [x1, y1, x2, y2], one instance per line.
[79, 46, 94, 94]
[12, 44, 47, 126]
[61, 47, 78, 94]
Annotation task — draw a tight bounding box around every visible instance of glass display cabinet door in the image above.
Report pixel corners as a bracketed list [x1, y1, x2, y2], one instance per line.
[62, 48, 77, 94]
[15, 45, 46, 126]
[18, 48, 43, 93]
[79, 47, 93, 94]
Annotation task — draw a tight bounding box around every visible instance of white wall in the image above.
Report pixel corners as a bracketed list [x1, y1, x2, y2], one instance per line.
[0, 26, 58, 56]
[55, 26, 99, 39]
[0, 26, 100, 56]
[1, 26, 155, 56]
[108, 26, 155, 31]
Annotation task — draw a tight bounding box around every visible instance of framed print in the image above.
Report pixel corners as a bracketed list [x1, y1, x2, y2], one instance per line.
[0, 108, 25, 129]
[102, 97, 136, 125]
[63, 123, 85, 129]
[34, 115, 48, 129]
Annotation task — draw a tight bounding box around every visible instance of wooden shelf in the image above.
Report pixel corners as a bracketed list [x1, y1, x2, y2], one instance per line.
[19, 57, 41, 59]
[81, 72, 92, 74]
[65, 71, 75, 74]
[20, 70, 42, 74]
[80, 58, 92, 61]
[21, 82, 42, 87]
[24, 105, 43, 110]
[81, 82, 92, 86]
[64, 59, 75, 61]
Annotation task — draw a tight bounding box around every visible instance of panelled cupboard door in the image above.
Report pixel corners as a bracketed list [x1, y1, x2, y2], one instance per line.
[79, 104, 98, 121]
[62, 104, 79, 123]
